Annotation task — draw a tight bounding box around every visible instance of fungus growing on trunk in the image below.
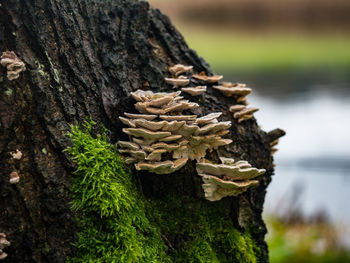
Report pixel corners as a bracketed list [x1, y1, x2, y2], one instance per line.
[229, 105, 259, 123]
[192, 73, 223, 84]
[168, 64, 193, 76]
[196, 158, 265, 201]
[181, 86, 207, 96]
[9, 171, 20, 184]
[11, 149, 22, 160]
[165, 77, 190, 88]
[0, 233, 10, 260]
[0, 51, 26, 80]
[118, 89, 232, 173]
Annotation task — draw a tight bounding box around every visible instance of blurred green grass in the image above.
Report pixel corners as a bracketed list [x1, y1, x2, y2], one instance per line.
[179, 28, 350, 72]
[266, 215, 350, 263]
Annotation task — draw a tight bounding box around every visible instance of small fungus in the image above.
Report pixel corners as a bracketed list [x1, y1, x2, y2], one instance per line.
[192, 73, 223, 84]
[233, 107, 259, 119]
[181, 86, 207, 96]
[196, 158, 265, 201]
[11, 149, 22, 160]
[9, 171, 20, 184]
[213, 84, 251, 97]
[0, 233, 10, 260]
[165, 77, 190, 87]
[168, 64, 193, 76]
[0, 51, 26, 80]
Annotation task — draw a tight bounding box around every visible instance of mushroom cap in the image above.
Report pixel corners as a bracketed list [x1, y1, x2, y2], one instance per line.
[151, 142, 183, 151]
[124, 113, 157, 120]
[238, 114, 254, 123]
[169, 64, 193, 76]
[165, 77, 190, 87]
[181, 86, 207, 96]
[197, 121, 231, 135]
[192, 74, 223, 84]
[159, 115, 197, 121]
[195, 112, 222, 125]
[9, 171, 20, 184]
[161, 120, 186, 132]
[213, 85, 252, 97]
[123, 128, 171, 140]
[133, 119, 167, 131]
[11, 149, 22, 160]
[159, 134, 183, 142]
[146, 149, 167, 161]
[199, 173, 259, 201]
[0, 234, 10, 249]
[118, 141, 140, 151]
[219, 157, 235, 165]
[229, 105, 246, 112]
[119, 149, 147, 160]
[119, 116, 136, 127]
[196, 162, 265, 180]
[233, 107, 259, 119]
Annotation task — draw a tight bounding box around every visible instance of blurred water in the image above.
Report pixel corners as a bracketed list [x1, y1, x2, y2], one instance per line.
[250, 90, 350, 244]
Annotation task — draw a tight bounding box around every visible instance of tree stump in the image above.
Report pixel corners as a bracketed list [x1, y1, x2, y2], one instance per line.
[0, 0, 279, 262]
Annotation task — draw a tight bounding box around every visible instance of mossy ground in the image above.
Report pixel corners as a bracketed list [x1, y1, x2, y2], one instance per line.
[65, 119, 261, 262]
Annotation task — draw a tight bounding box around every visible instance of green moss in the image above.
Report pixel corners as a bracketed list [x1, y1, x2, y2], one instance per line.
[65, 119, 261, 263]
[65, 119, 169, 263]
[148, 194, 260, 263]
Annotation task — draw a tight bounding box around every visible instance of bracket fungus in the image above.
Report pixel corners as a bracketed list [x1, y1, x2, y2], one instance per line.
[165, 77, 190, 88]
[11, 149, 22, 160]
[192, 73, 223, 84]
[9, 171, 20, 184]
[0, 51, 26, 80]
[168, 64, 193, 76]
[118, 89, 232, 174]
[196, 158, 265, 201]
[229, 105, 259, 123]
[181, 86, 207, 96]
[0, 233, 10, 260]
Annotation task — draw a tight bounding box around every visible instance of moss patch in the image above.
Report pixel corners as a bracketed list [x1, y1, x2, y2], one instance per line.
[65, 119, 260, 262]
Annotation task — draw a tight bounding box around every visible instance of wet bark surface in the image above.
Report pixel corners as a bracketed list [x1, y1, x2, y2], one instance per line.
[0, 0, 276, 262]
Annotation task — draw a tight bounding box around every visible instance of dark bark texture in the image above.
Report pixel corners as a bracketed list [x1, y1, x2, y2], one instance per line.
[0, 0, 276, 262]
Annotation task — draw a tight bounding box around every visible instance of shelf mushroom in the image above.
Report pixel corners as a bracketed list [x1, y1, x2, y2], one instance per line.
[196, 157, 266, 201]
[168, 64, 193, 76]
[0, 51, 26, 80]
[118, 89, 232, 174]
[0, 233, 10, 260]
[192, 73, 223, 84]
[9, 171, 20, 184]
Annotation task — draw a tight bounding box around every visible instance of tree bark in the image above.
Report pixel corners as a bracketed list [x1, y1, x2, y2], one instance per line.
[0, 0, 275, 262]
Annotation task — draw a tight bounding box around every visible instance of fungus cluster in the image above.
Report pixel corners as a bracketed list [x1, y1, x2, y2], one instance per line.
[118, 89, 232, 174]
[0, 233, 10, 260]
[0, 51, 26, 80]
[196, 157, 266, 201]
[165, 65, 224, 96]
[229, 105, 259, 123]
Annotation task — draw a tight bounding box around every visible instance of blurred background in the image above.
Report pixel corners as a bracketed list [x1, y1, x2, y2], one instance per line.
[150, 0, 350, 262]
